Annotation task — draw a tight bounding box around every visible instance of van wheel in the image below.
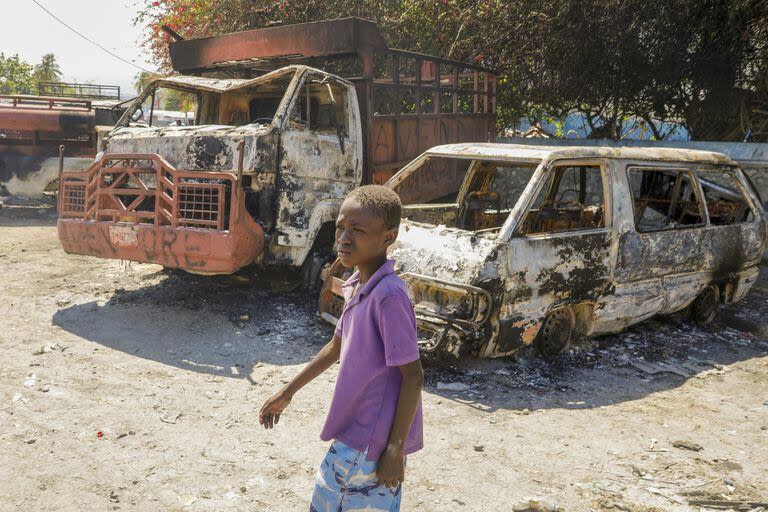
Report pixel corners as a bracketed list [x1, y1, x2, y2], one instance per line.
[536, 307, 575, 359]
[690, 285, 719, 326]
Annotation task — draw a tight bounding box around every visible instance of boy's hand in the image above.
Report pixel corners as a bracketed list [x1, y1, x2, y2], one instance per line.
[376, 444, 405, 488]
[259, 389, 292, 429]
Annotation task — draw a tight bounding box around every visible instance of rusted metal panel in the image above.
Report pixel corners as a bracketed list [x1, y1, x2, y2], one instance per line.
[169, 18, 388, 73]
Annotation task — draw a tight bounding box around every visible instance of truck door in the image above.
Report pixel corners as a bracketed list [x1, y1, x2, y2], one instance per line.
[273, 73, 362, 259]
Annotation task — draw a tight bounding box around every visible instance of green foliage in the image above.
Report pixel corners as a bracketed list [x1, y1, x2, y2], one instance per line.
[0, 53, 35, 95]
[134, 0, 768, 140]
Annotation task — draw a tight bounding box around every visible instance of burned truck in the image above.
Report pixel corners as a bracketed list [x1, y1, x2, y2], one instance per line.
[0, 91, 123, 198]
[57, 18, 496, 278]
[320, 144, 767, 358]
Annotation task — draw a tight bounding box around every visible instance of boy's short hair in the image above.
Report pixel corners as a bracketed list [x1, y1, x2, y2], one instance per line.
[346, 185, 402, 230]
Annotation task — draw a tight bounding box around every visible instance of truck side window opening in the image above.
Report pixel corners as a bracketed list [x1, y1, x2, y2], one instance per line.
[628, 169, 704, 232]
[519, 165, 605, 235]
[133, 87, 199, 127]
[291, 79, 348, 133]
[459, 161, 536, 231]
[696, 168, 754, 225]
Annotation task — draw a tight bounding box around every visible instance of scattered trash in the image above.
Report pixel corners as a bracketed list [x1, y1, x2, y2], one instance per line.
[33, 342, 64, 355]
[511, 497, 561, 511]
[473, 444, 485, 452]
[25, 438, 36, 444]
[159, 412, 182, 424]
[436, 382, 470, 392]
[238, 314, 250, 322]
[23, 374, 37, 388]
[672, 440, 703, 452]
[96, 431, 104, 438]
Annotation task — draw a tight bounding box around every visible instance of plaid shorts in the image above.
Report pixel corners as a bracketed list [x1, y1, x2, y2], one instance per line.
[310, 440, 404, 512]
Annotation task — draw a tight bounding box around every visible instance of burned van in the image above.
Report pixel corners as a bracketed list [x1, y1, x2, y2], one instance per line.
[320, 144, 767, 358]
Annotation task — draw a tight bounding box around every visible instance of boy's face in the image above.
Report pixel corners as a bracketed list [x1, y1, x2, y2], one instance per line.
[335, 198, 397, 268]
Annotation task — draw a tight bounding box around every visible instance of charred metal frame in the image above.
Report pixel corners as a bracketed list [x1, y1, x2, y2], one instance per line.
[168, 17, 497, 198]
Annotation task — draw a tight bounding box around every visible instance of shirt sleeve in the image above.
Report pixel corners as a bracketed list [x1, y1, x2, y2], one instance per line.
[333, 311, 344, 338]
[376, 293, 420, 367]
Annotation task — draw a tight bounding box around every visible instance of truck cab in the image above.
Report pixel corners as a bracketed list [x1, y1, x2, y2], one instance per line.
[58, 66, 362, 274]
[57, 18, 497, 278]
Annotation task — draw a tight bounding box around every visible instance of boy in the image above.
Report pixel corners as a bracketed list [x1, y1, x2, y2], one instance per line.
[259, 185, 424, 512]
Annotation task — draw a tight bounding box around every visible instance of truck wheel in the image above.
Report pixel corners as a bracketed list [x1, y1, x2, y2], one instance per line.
[690, 285, 719, 326]
[535, 307, 574, 359]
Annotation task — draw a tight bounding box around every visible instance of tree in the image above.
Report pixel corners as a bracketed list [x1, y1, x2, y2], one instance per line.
[33, 53, 62, 84]
[134, 70, 160, 94]
[0, 53, 35, 95]
[134, 0, 768, 141]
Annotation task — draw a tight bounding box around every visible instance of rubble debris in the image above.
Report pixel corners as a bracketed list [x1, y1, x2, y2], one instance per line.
[511, 497, 561, 511]
[33, 342, 63, 355]
[672, 440, 704, 452]
[689, 499, 768, 509]
[436, 382, 470, 392]
[23, 373, 36, 388]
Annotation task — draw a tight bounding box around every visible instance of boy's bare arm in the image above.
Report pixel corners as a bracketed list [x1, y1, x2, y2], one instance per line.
[259, 334, 341, 429]
[377, 359, 424, 487]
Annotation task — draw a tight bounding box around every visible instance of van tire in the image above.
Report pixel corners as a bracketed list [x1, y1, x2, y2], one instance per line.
[690, 285, 719, 326]
[535, 307, 575, 359]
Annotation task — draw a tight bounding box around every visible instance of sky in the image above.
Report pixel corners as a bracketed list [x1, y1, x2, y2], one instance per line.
[0, 0, 158, 98]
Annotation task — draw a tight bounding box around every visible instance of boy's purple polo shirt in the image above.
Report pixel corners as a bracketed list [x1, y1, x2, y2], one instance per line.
[320, 259, 424, 462]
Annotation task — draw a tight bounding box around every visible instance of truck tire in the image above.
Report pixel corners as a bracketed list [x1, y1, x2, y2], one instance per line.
[303, 222, 336, 293]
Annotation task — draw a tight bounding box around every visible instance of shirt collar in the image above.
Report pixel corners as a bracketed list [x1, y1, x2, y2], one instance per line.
[342, 259, 396, 303]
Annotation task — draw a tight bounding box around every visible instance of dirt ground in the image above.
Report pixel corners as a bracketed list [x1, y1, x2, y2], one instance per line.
[1, 205, 767, 512]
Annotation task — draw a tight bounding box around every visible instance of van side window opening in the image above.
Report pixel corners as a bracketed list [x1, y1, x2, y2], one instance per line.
[459, 161, 536, 231]
[628, 169, 704, 232]
[696, 168, 754, 225]
[519, 165, 605, 235]
[291, 78, 348, 133]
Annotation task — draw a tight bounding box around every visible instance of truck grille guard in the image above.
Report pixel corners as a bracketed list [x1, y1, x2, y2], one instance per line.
[59, 153, 240, 230]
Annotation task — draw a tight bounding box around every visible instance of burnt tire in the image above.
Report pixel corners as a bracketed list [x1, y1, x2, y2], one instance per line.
[690, 285, 719, 326]
[535, 307, 575, 359]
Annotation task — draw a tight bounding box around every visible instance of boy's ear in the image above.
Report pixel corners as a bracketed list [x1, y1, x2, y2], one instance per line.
[384, 227, 398, 247]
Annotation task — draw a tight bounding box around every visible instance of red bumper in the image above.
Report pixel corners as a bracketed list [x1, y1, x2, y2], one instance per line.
[58, 219, 264, 274]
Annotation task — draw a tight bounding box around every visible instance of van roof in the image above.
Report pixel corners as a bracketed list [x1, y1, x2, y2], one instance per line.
[425, 143, 736, 166]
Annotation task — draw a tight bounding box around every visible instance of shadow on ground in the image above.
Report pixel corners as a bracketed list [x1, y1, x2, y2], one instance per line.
[53, 271, 334, 383]
[0, 203, 58, 227]
[52, 269, 768, 413]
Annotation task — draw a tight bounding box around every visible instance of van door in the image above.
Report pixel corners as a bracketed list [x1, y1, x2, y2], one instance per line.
[694, 165, 765, 300]
[606, 164, 708, 331]
[272, 72, 362, 262]
[493, 159, 614, 355]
